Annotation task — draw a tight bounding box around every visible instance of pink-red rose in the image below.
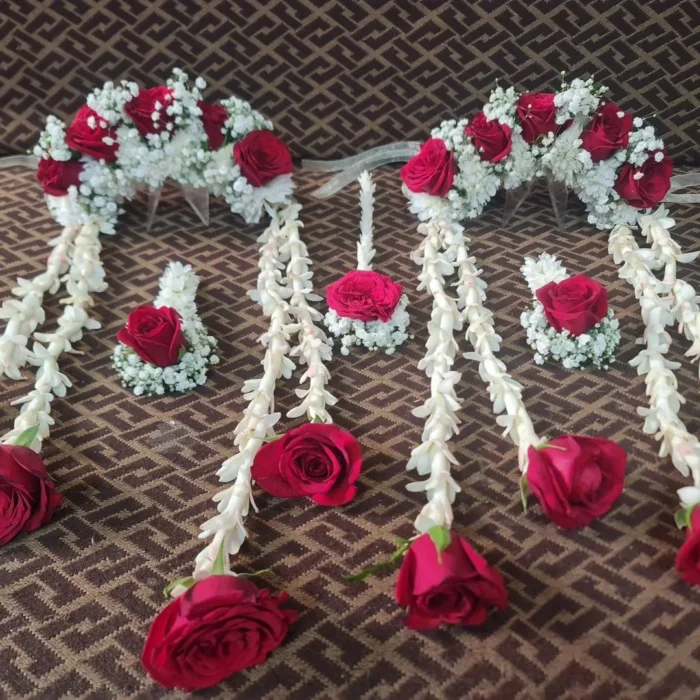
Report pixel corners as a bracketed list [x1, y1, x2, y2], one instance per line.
[198, 100, 228, 151]
[65, 105, 119, 162]
[395, 531, 508, 630]
[536, 274, 608, 336]
[326, 270, 403, 323]
[580, 102, 633, 162]
[400, 138, 456, 197]
[36, 157, 83, 196]
[233, 130, 293, 187]
[252, 423, 362, 506]
[142, 575, 297, 690]
[125, 86, 173, 137]
[117, 306, 187, 368]
[614, 151, 673, 209]
[517, 92, 570, 144]
[465, 112, 512, 163]
[526, 435, 627, 529]
[676, 507, 700, 585]
[0, 445, 62, 545]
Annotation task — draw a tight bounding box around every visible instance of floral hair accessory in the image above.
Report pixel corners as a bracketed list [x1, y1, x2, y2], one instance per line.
[520, 253, 620, 370]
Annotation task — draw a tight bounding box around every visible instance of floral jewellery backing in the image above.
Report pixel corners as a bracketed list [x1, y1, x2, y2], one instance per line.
[324, 170, 410, 354]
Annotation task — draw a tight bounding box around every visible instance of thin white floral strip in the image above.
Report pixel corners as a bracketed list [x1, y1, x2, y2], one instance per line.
[609, 224, 700, 490]
[444, 220, 541, 471]
[356, 170, 376, 271]
[154, 261, 200, 322]
[406, 218, 463, 533]
[193, 205, 298, 581]
[1, 222, 105, 451]
[0, 224, 78, 380]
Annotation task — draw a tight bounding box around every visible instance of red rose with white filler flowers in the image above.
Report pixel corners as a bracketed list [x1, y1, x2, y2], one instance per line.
[516, 92, 571, 144]
[676, 507, 700, 585]
[326, 270, 403, 323]
[65, 105, 119, 162]
[400, 138, 456, 197]
[36, 158, 83, 196]
[465, 112, 512, 163]
[580, 102, 633, 162]
[125, 86, 174, 137]
[233, 130, 293, 187]
[117, 306, 187, 368]
[198, 100, 229, 151]
[536, 275, 608, 336]
[614, 151, 673, 209]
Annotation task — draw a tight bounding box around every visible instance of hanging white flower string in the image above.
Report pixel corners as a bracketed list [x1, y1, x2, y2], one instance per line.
[356, 170, 376, 271]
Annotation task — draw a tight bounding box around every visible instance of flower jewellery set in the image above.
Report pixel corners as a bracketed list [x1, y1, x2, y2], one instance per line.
[0, 71, 700, 689]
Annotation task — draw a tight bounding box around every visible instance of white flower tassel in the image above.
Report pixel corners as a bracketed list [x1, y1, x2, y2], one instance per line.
[609, 224, 700, 489]
[0, 224, 79, 380]
[407, 218, 463, 533]
[356, 170, 376, 271]
[154, 261, 200, 322]
[1, 222, 105, 451]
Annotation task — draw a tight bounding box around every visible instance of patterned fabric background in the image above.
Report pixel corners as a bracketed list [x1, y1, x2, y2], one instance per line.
[1, 0, 699, 162]
[1, 166, 700, 699]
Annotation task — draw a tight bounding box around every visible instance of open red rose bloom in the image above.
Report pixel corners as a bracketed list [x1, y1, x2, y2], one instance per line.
[117, 305, 188, 368]
[326, 270, 403, 323]
[536, 275, 608, 336]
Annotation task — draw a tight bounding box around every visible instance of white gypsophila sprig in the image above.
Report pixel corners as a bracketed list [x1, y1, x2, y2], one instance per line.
[609, 224, 700, 489]
[553, 76, 605, 125]
[357, 170, 376, 271]
[406, 219, 463, 533]
[521, 253, 568, 294]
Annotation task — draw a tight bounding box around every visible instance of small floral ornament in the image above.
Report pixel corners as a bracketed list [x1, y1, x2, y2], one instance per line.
[675, 491, 700, 585]
[324, 171, 410, 355]
[520, 253, 620, 369]
[112, 262, 218, 396]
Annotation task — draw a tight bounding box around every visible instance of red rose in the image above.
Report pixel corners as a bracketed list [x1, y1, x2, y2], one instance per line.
[580, 102, 633, 162]
[614, 151, 673, 209]
[142, 575, 297, 690]
[526, 435, 627, 529]
[65, 105, 119, 162]
[516, 92, 570, 144]
[395, 531, 508, 630]
[400, 138, 456, 197]
[0, 445, 62, 545]
[536, 274, 608, 336]
[117, 306, 187, 368]
[465, 112, 512, 163]
[252, 423, 362, 506]
[676, 507, 700, 585]
[233, 130, 293, 187]
[198, 100, 228, 151]
[125, 86, 173, 137]
[36, 157, 83, 197]
[326, 270, 403, 323]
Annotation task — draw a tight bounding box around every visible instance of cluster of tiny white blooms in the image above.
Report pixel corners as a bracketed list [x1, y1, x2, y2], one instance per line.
[553, 76, 605, 125]
[221, 96, 272, 141]
[33, 115, 72, 160]
[1, 222, 105, 451]
[521, 252, 568, 293]
[609, 224, 700, 488]
[0, 225, 78, 380]
[447, 222, 540, 470]
[522, 303, 620, 370]
[540, 118, 593, 188]
[86, 79, 139, 125]
[626, 122, 664, 167]
[193, 206, 298, 582]
[482, 84, 517, 125]
[325, 296, 410, 355]
[224, 173, 295, 225]
[407, 219, 463, 533]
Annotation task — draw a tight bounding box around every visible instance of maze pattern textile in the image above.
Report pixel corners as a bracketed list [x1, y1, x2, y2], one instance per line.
[1, 0, 700, 164]
[1, 166, 700, 699]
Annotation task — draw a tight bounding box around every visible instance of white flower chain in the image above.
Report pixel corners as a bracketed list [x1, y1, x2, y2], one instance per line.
[0, 224, 78, 380]
[1, 222, 105, 451]
[356, 170, 376, 271]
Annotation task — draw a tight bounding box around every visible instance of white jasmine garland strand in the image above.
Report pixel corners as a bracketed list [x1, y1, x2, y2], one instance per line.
[0, 224, 79, 380]
[406, 218, 463, 533]
[1, 222, 105, 451]
[356, 170, 376, 271]
[609, 224, 700, 491]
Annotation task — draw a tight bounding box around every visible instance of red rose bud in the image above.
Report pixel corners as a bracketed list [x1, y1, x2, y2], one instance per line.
[614, 151, 673, 209]
[526, 435, 627, 529]
[142, 575, 297, 690]
[0, 445, 62, 545]
[400, 138, 456, 197]
[465, 112, 512, 163]
[233, 130, 293, 187]
[516, 92, 571, 144]
[117, 306, 187, 368]
[326, 270, 403, 323]
[536, 274, 608, 336]
[580, 102, 633, 162]
[36, 157, 83, 197]
[676, 507, 700, 585]
[395, 531, 508, 630]
[252, 423, 362, 506]
[125, 86, 173, 137]
[65, 105, 119, 162]
[198, 100, 228, 151]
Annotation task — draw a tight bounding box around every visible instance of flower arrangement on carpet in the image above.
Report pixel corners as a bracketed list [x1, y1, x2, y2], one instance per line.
[520, 253, 620, 370]
[324, 171, 409, 354]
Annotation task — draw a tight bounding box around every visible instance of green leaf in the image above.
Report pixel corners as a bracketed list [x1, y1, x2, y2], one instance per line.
[537, 442, 567, 451]
[428, 526, 451, 555]
[212, 543, 227, 576]
[263, 434, 281, 444]
[163, 576, 195, 598]
[14, 425, 39, 448]
[520, 474, 531, 514]
[178, 346, 187, 361]
[345, 540, 411, 583]
[675, 507, 694, 530]
[236, 568, 272, 579]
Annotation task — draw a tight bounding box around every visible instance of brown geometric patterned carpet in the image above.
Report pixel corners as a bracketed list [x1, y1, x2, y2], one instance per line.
[1, 166, 700, 699]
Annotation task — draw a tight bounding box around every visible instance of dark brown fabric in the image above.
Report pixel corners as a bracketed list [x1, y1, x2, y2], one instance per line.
[1, 166, 700, 698]
[1, 0, 699, 164]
